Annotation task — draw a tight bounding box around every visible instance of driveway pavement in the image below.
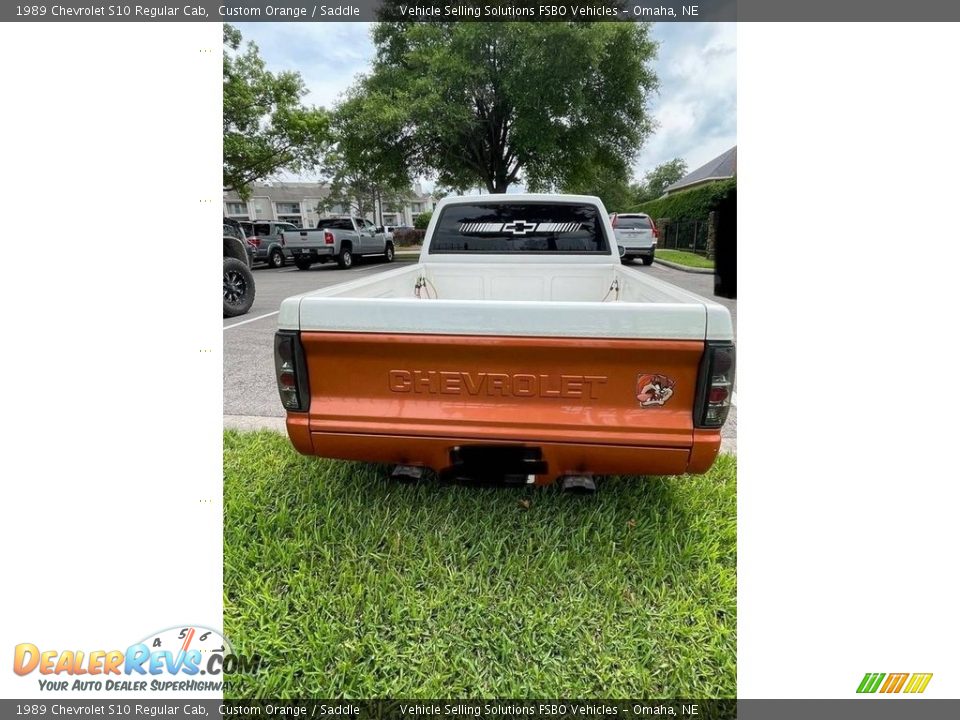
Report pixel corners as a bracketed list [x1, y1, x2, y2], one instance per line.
[224, 258, 737, 452]
[223, 257, 417, 425]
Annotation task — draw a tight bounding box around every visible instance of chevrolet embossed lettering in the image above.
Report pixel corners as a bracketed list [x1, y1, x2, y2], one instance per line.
[389, 370, 608, 399]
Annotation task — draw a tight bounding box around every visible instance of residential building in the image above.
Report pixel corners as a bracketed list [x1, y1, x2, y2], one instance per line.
[223, 181, 434, 228]
[663, 146, 737, 195]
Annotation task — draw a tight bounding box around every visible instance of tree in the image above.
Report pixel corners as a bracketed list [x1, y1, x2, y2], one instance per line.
[350, 20, 657, 193]
[561, 146, 635, 212]
[223, 24, 331, 198]
[323, 91, 413, 223]
[633, 158, 688, 204]
[413, 211, 433, 230]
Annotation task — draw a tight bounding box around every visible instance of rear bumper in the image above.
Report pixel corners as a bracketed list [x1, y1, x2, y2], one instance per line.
[290, 247, 335, 258]
[285, 415, 721, 484]
[255, 245, 293, 259]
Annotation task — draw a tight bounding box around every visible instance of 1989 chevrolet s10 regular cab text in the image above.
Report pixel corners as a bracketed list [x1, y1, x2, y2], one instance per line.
[274, 195, 734, 489]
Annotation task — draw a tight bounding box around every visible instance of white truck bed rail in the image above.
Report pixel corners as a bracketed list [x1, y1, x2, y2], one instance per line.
[278, 194, 733, 342]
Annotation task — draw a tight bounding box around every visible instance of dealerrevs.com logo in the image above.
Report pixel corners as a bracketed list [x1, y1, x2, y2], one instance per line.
[857, 672, 933, 694]
[13, 626, 263, 692]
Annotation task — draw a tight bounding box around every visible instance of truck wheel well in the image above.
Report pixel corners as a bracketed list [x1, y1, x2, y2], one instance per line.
[340, 240, 353, 251]
[223, 237, 247, 264]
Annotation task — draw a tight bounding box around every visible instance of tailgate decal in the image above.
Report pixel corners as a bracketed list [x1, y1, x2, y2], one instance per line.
[636, 374, 676, 407]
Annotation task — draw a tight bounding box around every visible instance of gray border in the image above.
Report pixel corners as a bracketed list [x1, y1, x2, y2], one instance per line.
[6, 0, 734, 23]
[9, 0, 960, 22]
[3, 700, 960, 719]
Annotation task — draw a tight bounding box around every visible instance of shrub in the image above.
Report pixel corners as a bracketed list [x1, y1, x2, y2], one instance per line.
[414, 211, 433, 230]
[393, 228, 426, 246]
[634, 178, 736, 223]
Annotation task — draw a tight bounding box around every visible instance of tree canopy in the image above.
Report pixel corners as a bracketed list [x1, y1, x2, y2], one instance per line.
[633, 158, 688, 204]
[561, 146, 636, 212]
[346, 21, 658, 193]
[222, 24, 331, 198]
[323, 91, 414, 222]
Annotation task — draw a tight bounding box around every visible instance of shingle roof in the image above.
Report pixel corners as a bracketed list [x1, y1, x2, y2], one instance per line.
[664, 146, 737, 194]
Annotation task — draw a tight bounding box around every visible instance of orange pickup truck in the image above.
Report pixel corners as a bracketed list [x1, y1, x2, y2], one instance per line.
[274, 194, 734, 490]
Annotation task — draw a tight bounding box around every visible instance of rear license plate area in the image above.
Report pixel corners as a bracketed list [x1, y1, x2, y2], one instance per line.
[443, 445, 546, 486]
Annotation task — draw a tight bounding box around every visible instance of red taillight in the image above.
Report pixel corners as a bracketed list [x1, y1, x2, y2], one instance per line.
[324, 231, 334, 245]
[712, 350, 733, 376]
[274, 332, 309, 412]
[695, 343, 735, 428]
[651, 219, 659, 239]
[248, 236, 261, 248]
[611, 214, 618, 228]
[708, 386, 729, 403]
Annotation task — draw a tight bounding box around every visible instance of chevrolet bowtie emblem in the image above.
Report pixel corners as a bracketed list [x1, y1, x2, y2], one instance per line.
[505, 221, 538, 235]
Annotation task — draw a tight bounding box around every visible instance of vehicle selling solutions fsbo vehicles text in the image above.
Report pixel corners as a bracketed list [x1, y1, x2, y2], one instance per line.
[395, 4, 697, 18]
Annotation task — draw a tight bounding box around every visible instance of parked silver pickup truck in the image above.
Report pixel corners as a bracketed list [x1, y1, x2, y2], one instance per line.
[281, 216, 395, 270]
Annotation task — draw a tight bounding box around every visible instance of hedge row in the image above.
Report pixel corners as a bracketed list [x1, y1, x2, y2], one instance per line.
[634, 178, 736, 223]
[393, 228, 426, 246]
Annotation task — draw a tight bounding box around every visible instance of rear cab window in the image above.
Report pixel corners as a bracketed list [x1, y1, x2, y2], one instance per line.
[614, 215, 652, 230]
[429, 202, 609, 254]
[319, 218, 355, 231]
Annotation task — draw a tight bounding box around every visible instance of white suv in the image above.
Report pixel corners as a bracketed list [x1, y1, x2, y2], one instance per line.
[610, 212, 658, 266]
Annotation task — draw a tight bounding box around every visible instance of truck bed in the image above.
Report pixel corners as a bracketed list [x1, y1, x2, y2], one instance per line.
[279, 262, 733, 341]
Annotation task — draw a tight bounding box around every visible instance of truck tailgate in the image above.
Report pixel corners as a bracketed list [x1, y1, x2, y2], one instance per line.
[283, 228, 320, 248]
[299, 332, 702, 448]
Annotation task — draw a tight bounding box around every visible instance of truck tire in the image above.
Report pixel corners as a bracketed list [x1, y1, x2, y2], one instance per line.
[641, 255, 654, 266]
[268, 249, 285, 268]
[294, 257, 312, 271]
[384, 242, 395, 263]
[337, 247, 353, 269]
[223, 257, 255, 318]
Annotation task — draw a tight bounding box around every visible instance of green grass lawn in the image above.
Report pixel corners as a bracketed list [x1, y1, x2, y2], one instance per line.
[656, 250, 715, 269]
[224, 431, 736, 698]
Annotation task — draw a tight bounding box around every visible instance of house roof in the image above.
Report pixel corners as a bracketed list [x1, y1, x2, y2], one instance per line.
[664, 146, 737, 194]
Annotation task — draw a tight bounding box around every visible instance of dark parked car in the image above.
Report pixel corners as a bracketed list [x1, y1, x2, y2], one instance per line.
[223, 218, 256, 318]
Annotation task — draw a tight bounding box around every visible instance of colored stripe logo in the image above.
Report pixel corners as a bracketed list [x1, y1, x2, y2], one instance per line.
[857, 672, 932, 694]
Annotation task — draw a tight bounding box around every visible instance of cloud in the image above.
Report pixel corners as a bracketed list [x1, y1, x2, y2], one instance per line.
[637, 22, 737, 179]
[232, 21, 737, 185]
[233, 21, 374, 109]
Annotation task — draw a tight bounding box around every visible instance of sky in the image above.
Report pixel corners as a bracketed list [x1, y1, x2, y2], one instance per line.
[234, 21, 736, 188]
